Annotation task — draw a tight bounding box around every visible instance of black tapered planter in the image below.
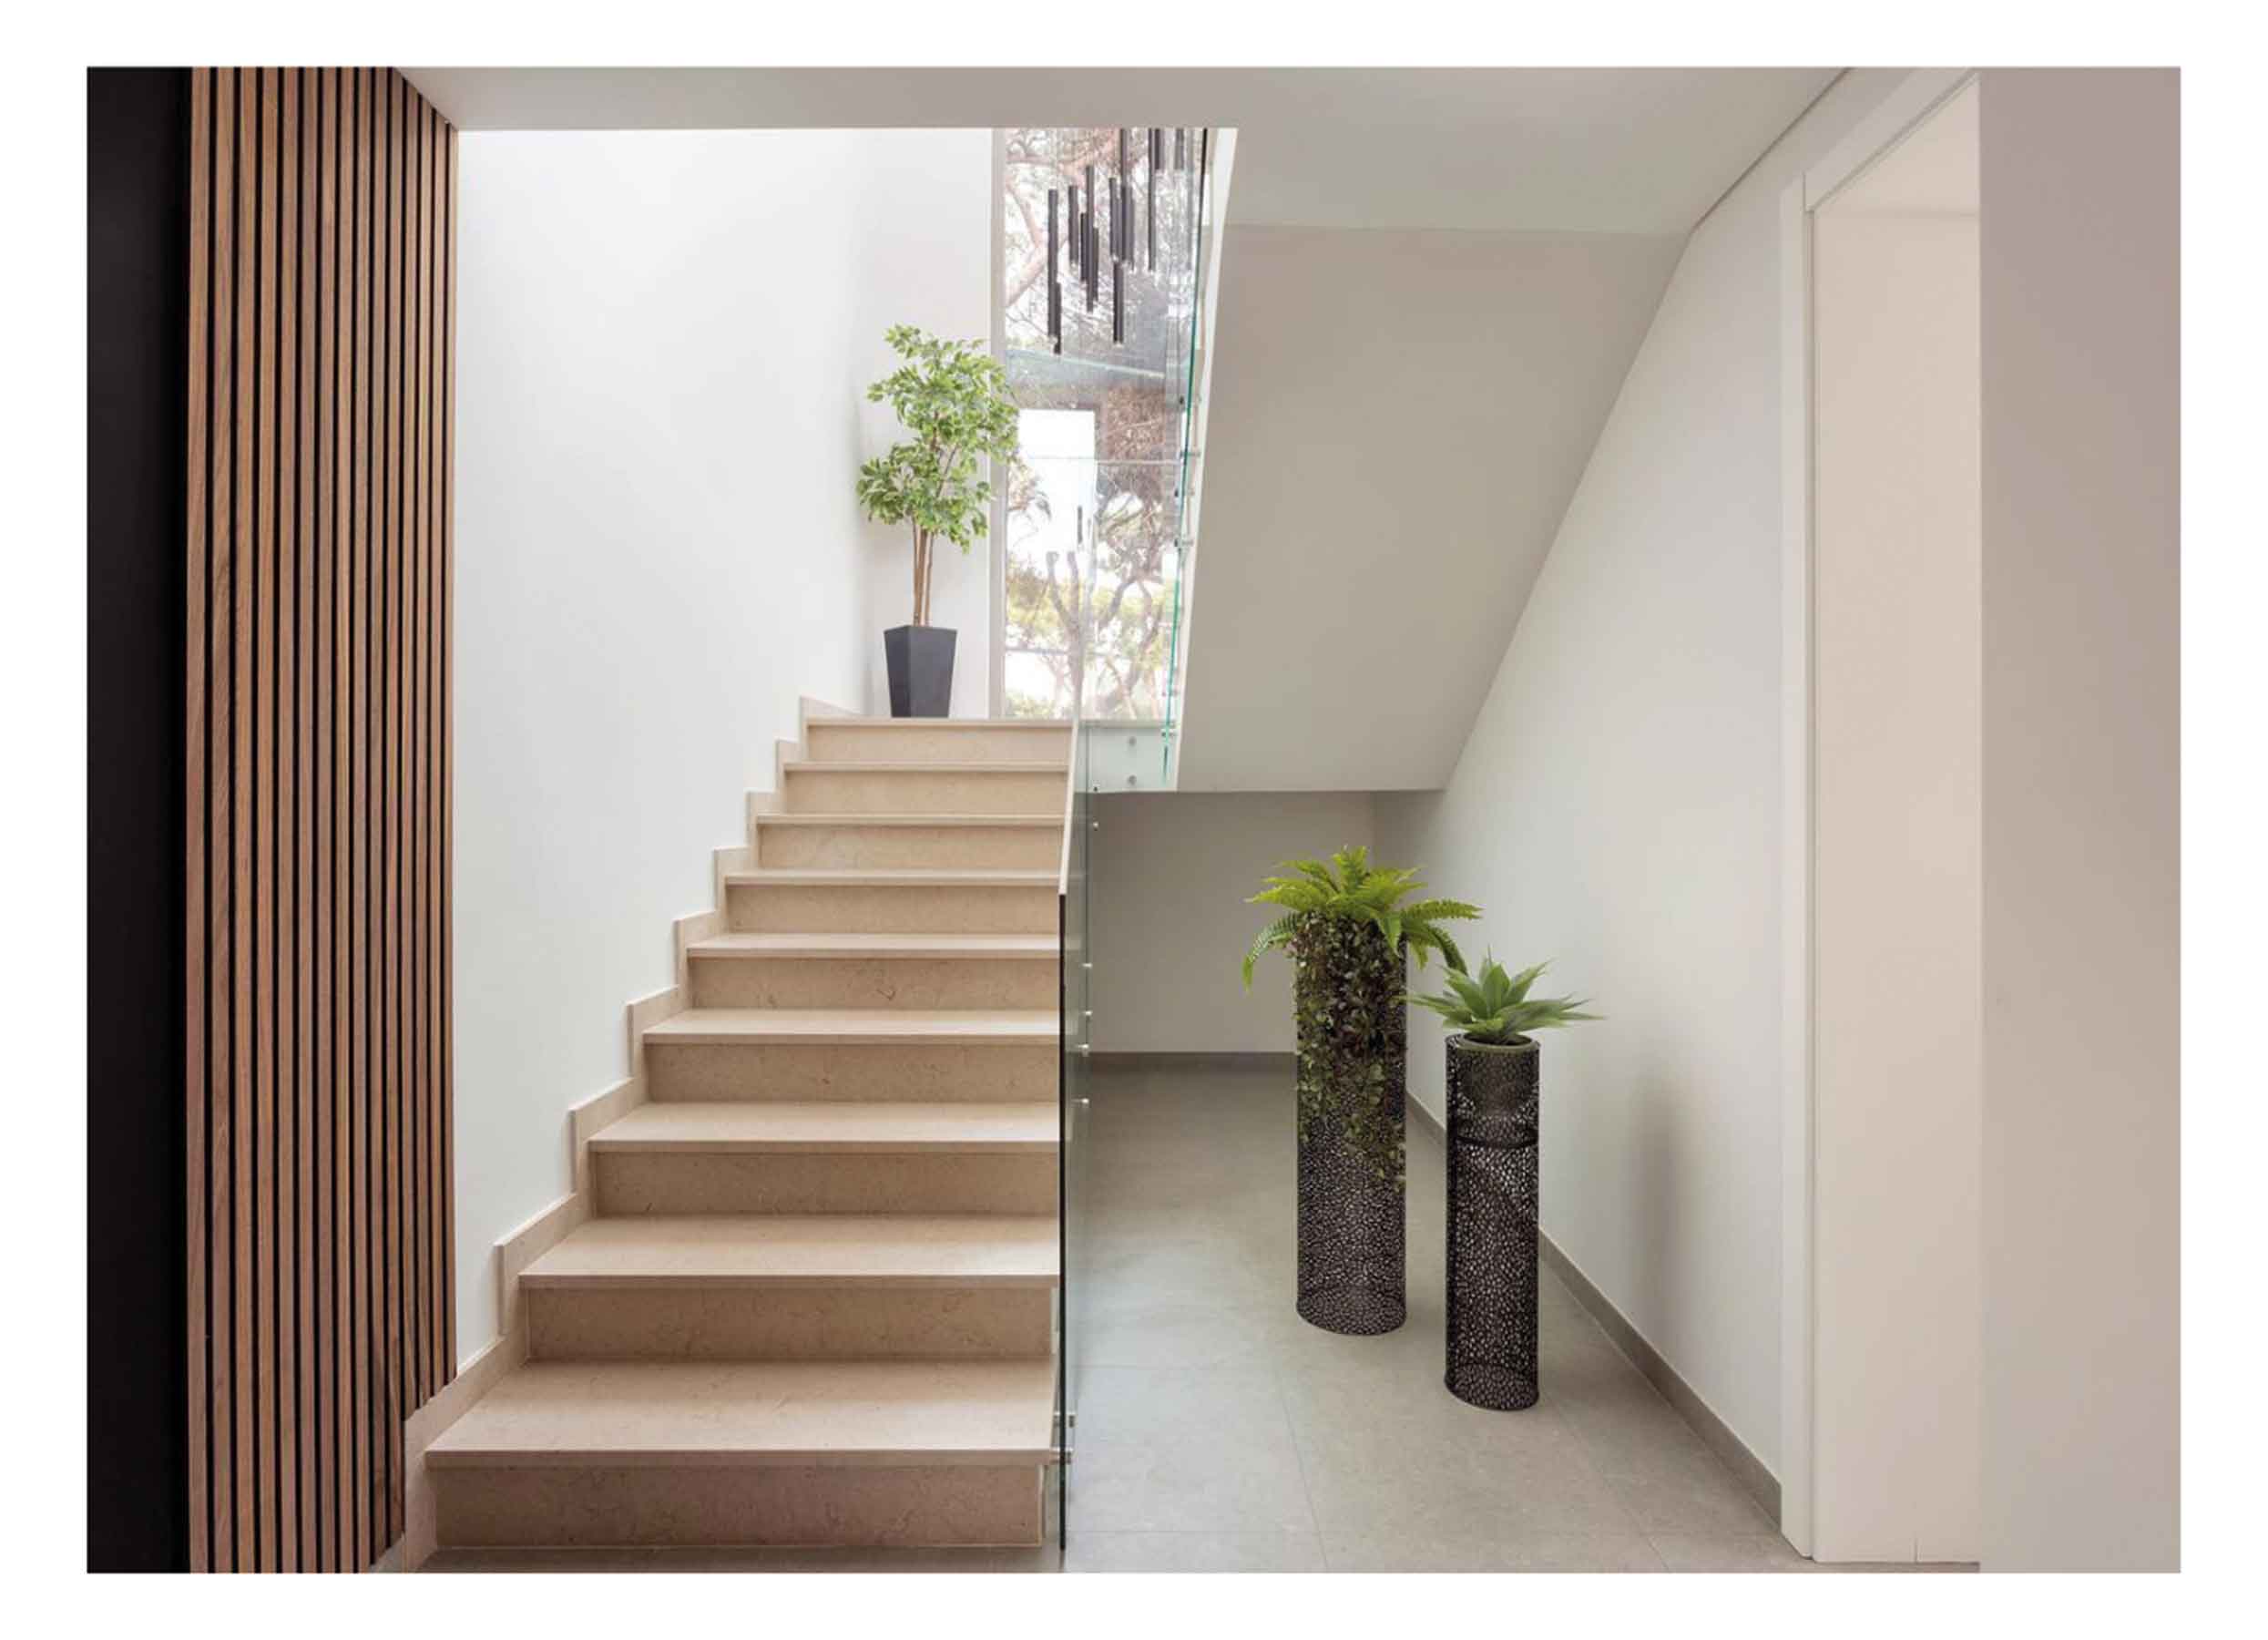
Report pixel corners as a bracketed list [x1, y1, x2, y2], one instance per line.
[884, 624, 956, 718]
[1292, 917, 1406, 1335]
[1444, 1035, 1540, 1409]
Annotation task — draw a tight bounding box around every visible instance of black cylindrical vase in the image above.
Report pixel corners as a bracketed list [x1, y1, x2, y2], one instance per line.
[1445, 1036, 1540, 1409]
[1292, 917, 1406, 1335]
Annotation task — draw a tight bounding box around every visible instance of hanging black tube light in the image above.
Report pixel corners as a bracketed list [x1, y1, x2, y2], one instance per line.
[1148, 127, 1161, 270]
[1117, 128, 1130, 263]
[1047, 186, 1062, 354]
[1084, 163, 1098, 311]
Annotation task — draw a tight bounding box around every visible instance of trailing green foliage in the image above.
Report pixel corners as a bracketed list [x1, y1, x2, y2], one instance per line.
[855, 325, 1021, 626]
[1291, 914, 1406, 1184]
[1406, 955, 1602, 1046]
[1239, 845, 1480, 989]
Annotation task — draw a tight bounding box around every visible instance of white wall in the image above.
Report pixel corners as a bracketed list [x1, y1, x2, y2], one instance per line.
[1374, 70, 1914, 1479]
[451, 128, 990, 1358]
[1976, 68, 2179, 1572]
[1089, 791, 1377, 1054]
[1177, 225, 1682, 793]
[1809, 87, 1980, 1562]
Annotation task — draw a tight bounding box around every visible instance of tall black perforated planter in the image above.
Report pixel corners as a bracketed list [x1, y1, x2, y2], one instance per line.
[1292, 917, 1406, 1335]
[1445, 1035, 1540, 1409]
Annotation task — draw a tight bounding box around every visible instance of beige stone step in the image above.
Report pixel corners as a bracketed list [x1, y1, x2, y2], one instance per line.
[642, 1008, 1059, 1104]
[591, 1100, 1060, 1153]
[725, 867, 1057, 935]
[686, 932, 1057, 1010]
[432, 1358, 1057, 1468]
[804, 716, 1071, 766]
[519, 1215, 1057, 1362]
[781, 761, 1065, 816]
[430, 1359, 1053, 1548]
[645, 1008, 1057, 1048]
[753, 812, 1062, 869]
[520, 1213, 1060, 1288]
[587, 1102, 1060, 1216]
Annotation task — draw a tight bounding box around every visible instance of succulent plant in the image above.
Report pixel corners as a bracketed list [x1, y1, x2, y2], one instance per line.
[1406, 956, 1601, 1046]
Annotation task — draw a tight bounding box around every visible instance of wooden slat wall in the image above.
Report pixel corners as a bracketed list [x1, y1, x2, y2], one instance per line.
[185, 66, 455, 1574]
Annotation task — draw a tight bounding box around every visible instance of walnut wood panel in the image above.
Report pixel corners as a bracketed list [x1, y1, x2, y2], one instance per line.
[186, 67, 455, 1573]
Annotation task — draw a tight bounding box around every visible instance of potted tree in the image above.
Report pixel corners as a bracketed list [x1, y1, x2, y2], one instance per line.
[855, 324, 1021, 717]
[1241, 847, 1479, 1335]
[1407, 958, 1600, 1409]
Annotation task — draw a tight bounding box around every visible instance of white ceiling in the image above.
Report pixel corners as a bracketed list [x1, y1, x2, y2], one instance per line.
[405, 67, 1837, 234]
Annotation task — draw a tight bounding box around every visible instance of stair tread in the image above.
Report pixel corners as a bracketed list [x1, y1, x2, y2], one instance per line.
[521, 1214, 1059, 1286]
[688, 932, 1057, 960]
[427, 1358, 1057, 1469]
[726, 866, 1056, 887]
[755, 812, 1062, 827]
[782, 761, 1064, 774]
[591, 1101, 1059, 1153]
[646, 1008, 1057, 1045]
[814, 717, 1068, 730]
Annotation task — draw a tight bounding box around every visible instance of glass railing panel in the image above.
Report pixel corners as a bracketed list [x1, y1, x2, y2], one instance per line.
[1054, 713, 1092, 1549]
[1000, 128, 1212, 738]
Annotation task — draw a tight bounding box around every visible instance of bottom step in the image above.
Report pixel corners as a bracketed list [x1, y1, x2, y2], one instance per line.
[431, 1358, 1056, 1549]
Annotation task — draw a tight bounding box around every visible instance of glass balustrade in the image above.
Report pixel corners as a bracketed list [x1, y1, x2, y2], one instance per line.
[1053, 714, 1091, 1551]
[999, 127, 1215, 791]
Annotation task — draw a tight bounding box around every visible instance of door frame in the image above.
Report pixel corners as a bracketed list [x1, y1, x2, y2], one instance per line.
[1777, 65, 1977, 1558]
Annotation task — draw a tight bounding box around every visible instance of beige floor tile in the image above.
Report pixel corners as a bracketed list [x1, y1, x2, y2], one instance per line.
[1597, 1458, 1778, 1535]
[1647, 1533, 1973, 1573]
[1321, 1532, 1666, 1573]
[424, 1544, 1057, 1573]
[1068, 1366, 1316, 1532]
[1288, 1409, 1637, 1538]
[1064, 1531, 1325, 1573]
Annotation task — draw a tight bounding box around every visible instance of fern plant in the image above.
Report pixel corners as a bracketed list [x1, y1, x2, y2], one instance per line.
[1240, 846, 1479, 988]
[1407, 956, 1601, 1046]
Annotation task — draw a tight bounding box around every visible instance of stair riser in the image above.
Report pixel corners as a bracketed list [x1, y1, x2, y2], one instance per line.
[593, 1151, 1057, 1216]
[526, 1285, 1054, 1361]
[647, 1041, 1058, 1102]
[783, 768, 1064, 816]
[804, 723, 1071, 765]
[688, 956, 1057, 1011]
[435, 1463, 1044, 1548]
[728, 883, 1057, 935]
[756, 823, 1059, 870]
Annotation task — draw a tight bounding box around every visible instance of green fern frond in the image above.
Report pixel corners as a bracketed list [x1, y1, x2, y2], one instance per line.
[1241, 914, 1303, 989]
[1399, 897, 1482, 926]
[1237, 847, 1484, 986]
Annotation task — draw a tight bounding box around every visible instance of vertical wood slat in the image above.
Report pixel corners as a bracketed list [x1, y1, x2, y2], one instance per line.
[184, 63, 212, 1579]
[291, 65, 319, 1576]
[441, 118, 457, 1385]
[275, 64, 301, 1575]
[310, 63, 335, 1576]
[230, 65, 256, 1570]
[206, 66, 236, 1575]
[184, 65, 455, 1575]
[254, 64, 279, 1573]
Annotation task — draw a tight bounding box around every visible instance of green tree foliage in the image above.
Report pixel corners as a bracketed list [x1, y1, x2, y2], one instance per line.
[856, 325, 1021, 627]
[1406, 957, 1602, 1046]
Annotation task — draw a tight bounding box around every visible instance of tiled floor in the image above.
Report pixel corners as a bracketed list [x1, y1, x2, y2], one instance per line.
[427, 1063, 1966, 1573]
[1056, 1061, 1809, 1573]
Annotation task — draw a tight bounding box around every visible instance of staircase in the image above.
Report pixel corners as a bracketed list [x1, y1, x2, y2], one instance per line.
[430, 714, 1070, 1551]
